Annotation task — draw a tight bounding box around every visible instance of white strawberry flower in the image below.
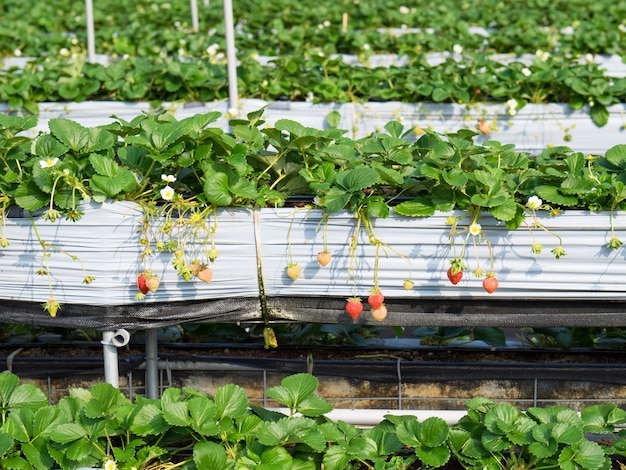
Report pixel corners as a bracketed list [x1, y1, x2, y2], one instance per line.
[453, 44, 463, 54]
[161, 174, 176, 182]
[399, 5, 410, 14]
[469, 223, 482, 236]
[160, 185, 176, 201]
[535, 49, 550, 61]
[521, 67, 532, 77]
[39, 158, 59, 168]
[526, 196, 543, 210]
[103, 459, 117, 470]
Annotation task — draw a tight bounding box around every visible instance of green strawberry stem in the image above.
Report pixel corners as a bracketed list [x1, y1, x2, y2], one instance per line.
[29, 214, 93, 314]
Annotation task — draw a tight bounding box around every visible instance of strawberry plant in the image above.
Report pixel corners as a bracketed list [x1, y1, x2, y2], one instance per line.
[0, 371, 625, 469]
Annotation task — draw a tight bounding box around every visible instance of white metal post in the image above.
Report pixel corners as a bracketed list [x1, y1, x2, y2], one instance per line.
[85, 0, 96, 62]
[223, 0, 239, 114]
[190, 0, 199, 32]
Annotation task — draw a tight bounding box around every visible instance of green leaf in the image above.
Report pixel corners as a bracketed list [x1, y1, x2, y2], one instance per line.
[473, 327, 507, 347]
[130, 403, 170, 436]
[31, 134, 69, 159]
[49, 423, 88, 443]
[534, 185, 579, 206]
[203, 172, 233, 206]
[568, 440, 608, 469]
[418, 417, 450, 447]
[322, 445, 351, 470]
[91, 169, 137, 198]
[366, 199, 389, 218]
[590, 103, 609, 127]
[0, 431, 12, 458]
[326, 110, 341, 128]
[338, 166, 381, 192]
[604, 145, 626, 169]
[443, 167, 468, 187]
[416, 444, 451, 467]
[48, 118, 90, 153]
[0, 374, 47, 413]
[193, 441, 230, 470]
[384, 120, 404, 137]
[266, 373, 319, 411]
[393, 198, 436, 217]
[162, 401, 191, 427]
[321, 187, 351, 213]
[84, 382, 129, 419]
[296, 394, 333, 417]
[215, 383, 248, 420]
[488, 198, 518, 222]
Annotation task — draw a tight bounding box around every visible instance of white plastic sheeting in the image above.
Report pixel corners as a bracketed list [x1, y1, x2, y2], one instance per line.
[258, 208, 626, 300]
[3, 204, 626, 307]
[2, 201, 258, 305]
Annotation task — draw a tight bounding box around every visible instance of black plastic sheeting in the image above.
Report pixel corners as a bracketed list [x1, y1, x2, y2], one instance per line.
[4, 356, 144, 378]
[267, 297, 626, 328]
[3, 296, 626, 330]
[0, 298, 261, 330]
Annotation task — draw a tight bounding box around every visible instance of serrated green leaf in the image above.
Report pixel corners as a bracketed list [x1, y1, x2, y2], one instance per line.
[338, 166, 381, 192]
[489, 198, 518, 222]
[605, 145, 626, 169]
[48, 118, 90, 153]
[534, 185, 579, 206]
[203, 172, 233, 206]
[162, 401, 190, 427]
[49, 423, 88, 443]
[366, 199, 389, 218]
[130, 403, 170, 436]
[443, 167, 468, 187]
[215, 383, 248, 420]
[31, 134, 69, 159]
[193, 441, 230, 470]
[416, 444, 451, 467]
[393, 198, 436, 217]
[296, 394, 333, 417]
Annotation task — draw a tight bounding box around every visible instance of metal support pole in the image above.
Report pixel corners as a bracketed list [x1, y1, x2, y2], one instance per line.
[85, 0, 96, 62]
[145, 329, 160, 399]
[101, 329, 131, 388]
[223, 0, 239, 114]
[190, 0, 199, 32]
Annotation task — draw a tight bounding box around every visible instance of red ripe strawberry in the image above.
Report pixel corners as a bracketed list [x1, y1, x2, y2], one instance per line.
[368, 290, 384, 309]
[447, 267, 463, 285]
[317, 251, 331, 267]
[197, 267, 213, 283]
[483, 274, 499, 294]
[145, 275, 160, 293]
[137, 274, 149, 295]
[345, 297, 363, 320]
[370, 305, 388, 322]
[286, 263, 301, 280]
